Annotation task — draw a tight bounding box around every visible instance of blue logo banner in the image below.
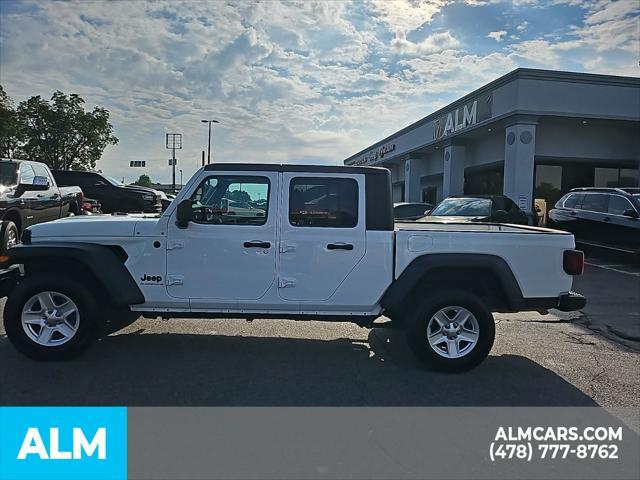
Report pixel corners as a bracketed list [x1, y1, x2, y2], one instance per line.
[0, 407, 127, 480]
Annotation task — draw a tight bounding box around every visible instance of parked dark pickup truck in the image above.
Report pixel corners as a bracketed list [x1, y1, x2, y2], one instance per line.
[52, 170, 162, 214]
[0, 159, 83, 253]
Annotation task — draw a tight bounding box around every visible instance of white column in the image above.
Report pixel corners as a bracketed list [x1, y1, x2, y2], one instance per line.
[404, 158, 422, 202]
[442, 145, 465, 198]
[503, 122, 536, 220]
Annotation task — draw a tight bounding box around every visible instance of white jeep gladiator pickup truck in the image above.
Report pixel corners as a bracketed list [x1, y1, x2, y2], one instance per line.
[0, 164, 586, 371]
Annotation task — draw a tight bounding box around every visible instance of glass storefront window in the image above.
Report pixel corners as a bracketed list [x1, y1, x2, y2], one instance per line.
[594, 168, 620, 187]
[620, 168, 639, 187]
[464, 167, 503, 195]
[535, 165, 563, 209]
[594, 167, 639, 188]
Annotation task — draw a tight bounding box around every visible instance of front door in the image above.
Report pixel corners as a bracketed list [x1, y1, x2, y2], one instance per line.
[278, 173, 366, 302]
[166, 172, 278, 306]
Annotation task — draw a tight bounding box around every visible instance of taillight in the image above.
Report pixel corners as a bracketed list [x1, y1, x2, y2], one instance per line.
[563, 250, 585, 275]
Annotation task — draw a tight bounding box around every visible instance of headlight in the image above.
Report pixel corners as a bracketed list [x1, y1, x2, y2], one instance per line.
[142, 194, 155, 201]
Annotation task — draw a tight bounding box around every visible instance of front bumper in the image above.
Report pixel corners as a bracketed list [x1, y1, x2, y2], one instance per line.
[557, 291, 587, 312]
[0, 264, 19, 298]
[139, 200, 162, 213]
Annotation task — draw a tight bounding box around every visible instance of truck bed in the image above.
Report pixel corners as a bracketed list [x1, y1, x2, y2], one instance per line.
[394, 222, 576, 299]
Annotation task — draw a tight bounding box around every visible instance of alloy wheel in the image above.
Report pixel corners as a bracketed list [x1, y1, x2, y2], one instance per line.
[426, 306, 480, 359]
[21, 291, 81, 347]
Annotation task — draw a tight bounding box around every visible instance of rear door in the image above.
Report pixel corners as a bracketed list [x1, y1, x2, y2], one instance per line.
[17, 163, 38, 228]
[31, 163, 61, 221]
[278, 173, 365, 302]
[577, 193, 609, 244]
[606, 194, 640, 250]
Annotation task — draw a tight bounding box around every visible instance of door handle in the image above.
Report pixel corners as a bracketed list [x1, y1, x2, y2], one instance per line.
[569, 211, 577, 216]
[327, 242, 354, 251]
[603, 217, 611, 222]
[244, 241, 271, 249]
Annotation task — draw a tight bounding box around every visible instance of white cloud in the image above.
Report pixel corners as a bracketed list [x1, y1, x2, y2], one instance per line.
[0, 0, 637, 183]
[391, 31, 460, 55]
[487, 30, 508, 42]
[368, 0, 450, 36]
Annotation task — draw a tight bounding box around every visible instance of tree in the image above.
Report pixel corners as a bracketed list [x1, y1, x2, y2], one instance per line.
[0, 85, 22, 158]
[14, 90, 118, 170]
[133, 174, 153, 187]
[225, 189, 251, 203]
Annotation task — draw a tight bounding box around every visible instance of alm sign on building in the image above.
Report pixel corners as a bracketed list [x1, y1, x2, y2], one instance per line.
[432, 94, 492, 140]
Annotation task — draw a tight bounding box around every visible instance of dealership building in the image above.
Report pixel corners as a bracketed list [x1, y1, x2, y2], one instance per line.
[343, 68, 640, 220]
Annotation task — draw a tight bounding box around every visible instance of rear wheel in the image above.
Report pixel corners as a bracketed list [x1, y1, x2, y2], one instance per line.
[4, 273, 99, 360]
[405, 289, 495, 372]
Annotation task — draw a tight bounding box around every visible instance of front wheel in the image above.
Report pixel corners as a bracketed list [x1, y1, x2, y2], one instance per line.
[3, 274, 99, 360]
[1, 220, 19, 254]
[405, 289, 495, 372]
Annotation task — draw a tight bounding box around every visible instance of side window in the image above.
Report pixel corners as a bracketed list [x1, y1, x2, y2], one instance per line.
[563, 194, 578, 208]
[189, 175, 269, 225]
[32, 165, 53, 185]
[289, 177, 358, 228]
[608, 196, 634, 215]
[19, 164, 35, 185]
[93, 175, 109, 186]
[580, 194, 608, 213]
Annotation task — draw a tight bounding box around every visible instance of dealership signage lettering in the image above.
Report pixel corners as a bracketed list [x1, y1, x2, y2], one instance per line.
[354, 143, 396, 166]
[433, 94, 492, 140]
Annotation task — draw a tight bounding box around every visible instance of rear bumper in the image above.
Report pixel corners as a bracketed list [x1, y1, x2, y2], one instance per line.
[521, 291, 586, 312]
[557, 291, 587, 312]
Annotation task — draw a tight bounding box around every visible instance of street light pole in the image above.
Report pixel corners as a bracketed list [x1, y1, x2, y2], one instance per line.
[201, 119, 220, 164]
[179, 169, 183, 190]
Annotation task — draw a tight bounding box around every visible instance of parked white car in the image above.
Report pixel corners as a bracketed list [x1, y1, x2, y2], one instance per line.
[0, 164, 586, 371]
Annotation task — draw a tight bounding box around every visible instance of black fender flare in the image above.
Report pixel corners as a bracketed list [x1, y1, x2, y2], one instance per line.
[380, 253, 526, 313]
[2, 242, 145, 306]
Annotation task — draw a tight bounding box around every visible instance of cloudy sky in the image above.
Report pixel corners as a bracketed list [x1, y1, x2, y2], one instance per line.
[0, 0, 638, 184]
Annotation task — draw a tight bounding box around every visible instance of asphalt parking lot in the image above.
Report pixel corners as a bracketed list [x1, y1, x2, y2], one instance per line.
[1, 253, 638, 410]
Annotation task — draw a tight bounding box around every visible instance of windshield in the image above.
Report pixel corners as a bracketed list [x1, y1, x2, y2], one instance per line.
[104, 175, 123, 186]
[0, 162, 18, 187]
[430, 197, 492, 217]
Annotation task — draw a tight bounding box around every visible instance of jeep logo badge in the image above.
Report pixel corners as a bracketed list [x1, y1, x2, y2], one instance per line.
[140, 274, 162, 284]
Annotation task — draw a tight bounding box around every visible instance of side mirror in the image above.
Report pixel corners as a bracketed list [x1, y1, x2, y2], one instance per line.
[176, 199, 193, 228]
[622, 208, 639, 219]
[15, 177, 50, 196]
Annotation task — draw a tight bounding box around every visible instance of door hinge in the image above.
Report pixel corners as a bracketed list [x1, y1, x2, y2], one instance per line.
[166, 275, 184, 286]
[279, 242, 296, 253]
[167, 240, 185, 250]
[278, 277, 296, 288]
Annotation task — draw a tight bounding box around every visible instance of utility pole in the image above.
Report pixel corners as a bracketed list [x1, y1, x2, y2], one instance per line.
[201, 119, 220, 164]
[166, 133, 182, 194]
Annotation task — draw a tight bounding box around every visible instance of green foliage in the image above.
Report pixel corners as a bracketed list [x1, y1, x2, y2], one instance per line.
[0, 86, 118, 170]
[225, 189, 251, 203]
[0, 86, 22, 158]
[133, 174, 153, 187]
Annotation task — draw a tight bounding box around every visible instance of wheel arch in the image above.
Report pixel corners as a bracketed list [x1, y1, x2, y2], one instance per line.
[2, 242, 145, 307]
[380, 253, 525, 316]
[2, 209, 23, 234]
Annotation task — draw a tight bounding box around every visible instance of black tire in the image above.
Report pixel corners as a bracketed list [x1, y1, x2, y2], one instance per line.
[1, 220, 19, 254]
[4, 273, 99, 360]
[405, 289, 495, 372]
